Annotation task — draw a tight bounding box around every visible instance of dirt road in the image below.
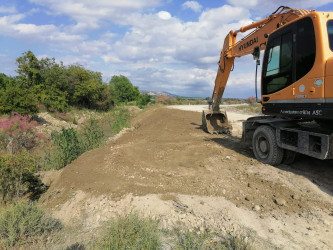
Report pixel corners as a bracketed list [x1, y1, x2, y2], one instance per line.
[40, 107, 333, 249]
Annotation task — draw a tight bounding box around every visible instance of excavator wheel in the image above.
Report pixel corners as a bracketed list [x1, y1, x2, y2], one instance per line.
[202, 110, 232, 134]
[252, 125, 284, 166]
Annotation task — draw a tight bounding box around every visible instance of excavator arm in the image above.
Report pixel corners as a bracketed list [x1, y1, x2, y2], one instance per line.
[203, 6, 312, 134]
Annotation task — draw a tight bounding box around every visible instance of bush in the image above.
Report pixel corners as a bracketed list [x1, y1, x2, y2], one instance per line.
[111, 107, 131, 134]
[45, 119, 105, 170]
[39, 86, 69, 112]
[0, 114, 42, 154]
[176, 230, 208, 249]
[51, 128, 83, 169]
[0, 202, 62, 248]
[0, 151, 41, 202]
[137, 94, 151, 109]
[94, 213, 161, 250]
[175, 229, 254, 250]
[0, 85, 38, 115]
[109, 75, 140, 104]
[81, 119, 104, 151]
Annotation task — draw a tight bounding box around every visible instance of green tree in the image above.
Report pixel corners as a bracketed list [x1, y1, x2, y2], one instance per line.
[137, 94, 151, 108]
[16, 51, 42, 88]
[109, 75, 140, 104]
[66, 65, 110, 109]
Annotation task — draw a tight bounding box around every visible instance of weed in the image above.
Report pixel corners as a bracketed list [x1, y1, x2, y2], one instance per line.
[0, 202, 62, 248]
[111, 107, 131, 134]
[44, 119, 105, 170]
[176, 230, 208, 249]
[81, 119, 104, 151]
[51, 128, 83, 168]
[174, 228, 254, 250]
[94, 213, 161, 250]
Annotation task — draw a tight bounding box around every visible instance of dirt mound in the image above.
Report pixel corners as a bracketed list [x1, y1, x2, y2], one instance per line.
[39, 107, 333, 249]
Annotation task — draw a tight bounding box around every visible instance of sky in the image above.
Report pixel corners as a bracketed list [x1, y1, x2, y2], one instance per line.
[1, 0, 333, 98]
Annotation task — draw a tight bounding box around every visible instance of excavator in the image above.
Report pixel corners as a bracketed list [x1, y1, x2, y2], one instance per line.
[202, 6, 333, 165]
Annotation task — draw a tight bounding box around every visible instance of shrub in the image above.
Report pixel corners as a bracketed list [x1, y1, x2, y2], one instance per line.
[94, 213, 161, 249]
[0, 114, 41, 154]
[176, 230, 208, 249]
[175, 229, 254, 250]
[111, 107, 131, 134]
[81, 119, 104, 151]
[137, 94, 151, 109]
[45, 120, 105, 170]
[51, 128, 83, 169]
[0, 151, 41, 202]
[0, 202, 62, 248]
[109, 75, 140, 104]
[0, 85, 38, 115]
[39, 86, 69, 112]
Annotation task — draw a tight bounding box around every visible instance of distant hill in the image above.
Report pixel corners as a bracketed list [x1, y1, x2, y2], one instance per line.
[140, 90, 179, 97]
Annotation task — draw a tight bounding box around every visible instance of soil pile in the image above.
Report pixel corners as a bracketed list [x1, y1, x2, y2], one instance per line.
[40, 107, 333, 249]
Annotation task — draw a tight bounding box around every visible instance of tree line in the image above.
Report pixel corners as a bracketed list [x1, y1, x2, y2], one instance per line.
[0, 51, 150, 115]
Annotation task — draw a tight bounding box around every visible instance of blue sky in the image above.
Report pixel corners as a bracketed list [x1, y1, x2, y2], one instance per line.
[1, 0, 333, 98]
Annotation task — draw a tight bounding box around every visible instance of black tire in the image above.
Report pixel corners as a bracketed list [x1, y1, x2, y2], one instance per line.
[252, 125, 284, 166]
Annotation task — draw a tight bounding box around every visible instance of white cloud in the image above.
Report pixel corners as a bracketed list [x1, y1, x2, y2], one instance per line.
[0, 13, 82, 46]
[158, 11, 172, 20]
[29, 0, 162, 30]
[227, 0, 333, 14]
[182, 1, 203, 13]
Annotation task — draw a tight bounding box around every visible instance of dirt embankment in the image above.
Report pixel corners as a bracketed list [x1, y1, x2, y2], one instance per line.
[40, 107, 333, 249]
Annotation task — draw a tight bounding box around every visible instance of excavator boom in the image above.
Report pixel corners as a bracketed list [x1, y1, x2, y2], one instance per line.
[203, 6, 312, 134]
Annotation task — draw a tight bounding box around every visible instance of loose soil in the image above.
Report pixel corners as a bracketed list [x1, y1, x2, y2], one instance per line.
[39, 106, 333, 249]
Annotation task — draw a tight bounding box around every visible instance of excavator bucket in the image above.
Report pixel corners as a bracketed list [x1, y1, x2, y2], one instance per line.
[202, 110, 232, 134]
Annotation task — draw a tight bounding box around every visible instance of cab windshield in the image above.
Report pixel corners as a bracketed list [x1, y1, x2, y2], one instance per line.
[328, 20, 333, 51]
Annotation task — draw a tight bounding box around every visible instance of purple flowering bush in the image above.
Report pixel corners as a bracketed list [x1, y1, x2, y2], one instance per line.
[0, 114, 42, 154]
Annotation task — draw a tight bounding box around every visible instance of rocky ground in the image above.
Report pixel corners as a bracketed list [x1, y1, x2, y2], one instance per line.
[39, 106, 333, 249]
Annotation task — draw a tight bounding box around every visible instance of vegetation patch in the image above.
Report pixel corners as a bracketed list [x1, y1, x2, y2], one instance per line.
[174, 228, 254, 250]
[111, 107, 131, 134]
[44, 118, 105, 170]
[93, 213, 161, 250]
[0, 202, 62, 248]
[0, 151, 42, 203]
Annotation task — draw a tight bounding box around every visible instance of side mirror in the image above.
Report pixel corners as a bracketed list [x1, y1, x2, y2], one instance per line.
[252, 46, 260, 60]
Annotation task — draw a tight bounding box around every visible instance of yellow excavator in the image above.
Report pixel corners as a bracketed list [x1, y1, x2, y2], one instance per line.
[203, 6, 333, 165]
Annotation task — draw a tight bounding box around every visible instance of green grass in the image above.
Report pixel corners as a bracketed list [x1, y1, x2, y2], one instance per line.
[174, 228, 254, 250]
[43, 118, 105, 170]
[0, 202, 62, 248]
[111, 107, 131, 134]
[93, 213, 161, 250]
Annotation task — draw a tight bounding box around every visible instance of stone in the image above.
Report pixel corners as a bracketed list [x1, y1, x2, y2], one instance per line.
[274, 198, 287, 206]
[291, 194, 300, 200]
[253, 205, 261, 211]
